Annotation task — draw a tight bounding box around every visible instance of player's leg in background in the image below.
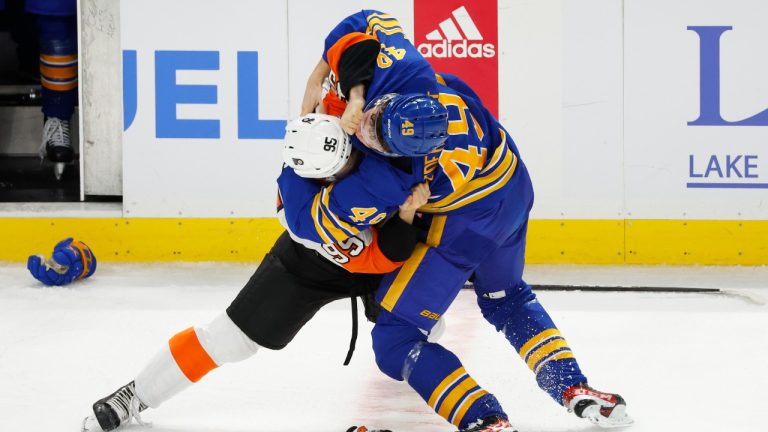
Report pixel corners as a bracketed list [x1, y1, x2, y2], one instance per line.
[371, 243, 511, 431]
[473, 221, 631, 426]
[473, 220, 587, 404]
[27, 0, 78, 169]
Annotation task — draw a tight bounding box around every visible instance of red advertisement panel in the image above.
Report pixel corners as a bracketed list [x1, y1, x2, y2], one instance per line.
[414, 0, 499, 116]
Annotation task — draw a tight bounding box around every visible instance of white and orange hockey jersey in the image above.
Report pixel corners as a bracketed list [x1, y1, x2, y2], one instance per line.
[276, 192, 404, 274]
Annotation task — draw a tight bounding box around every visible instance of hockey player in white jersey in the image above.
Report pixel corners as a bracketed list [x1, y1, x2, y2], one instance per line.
[84, 114, 435, 432]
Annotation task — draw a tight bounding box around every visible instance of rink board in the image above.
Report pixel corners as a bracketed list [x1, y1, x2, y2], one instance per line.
[1, 217, 766, 265]
[111, 0, 768, 221]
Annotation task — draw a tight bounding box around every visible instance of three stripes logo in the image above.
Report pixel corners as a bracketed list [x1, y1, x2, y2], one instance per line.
[417, 6, 496, 59]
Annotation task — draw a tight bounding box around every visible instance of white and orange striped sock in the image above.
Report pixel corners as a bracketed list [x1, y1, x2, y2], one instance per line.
[134, 313, 259, 408]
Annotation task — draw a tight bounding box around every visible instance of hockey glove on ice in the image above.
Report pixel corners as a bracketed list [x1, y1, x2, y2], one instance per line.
[27, 237, 97, 286]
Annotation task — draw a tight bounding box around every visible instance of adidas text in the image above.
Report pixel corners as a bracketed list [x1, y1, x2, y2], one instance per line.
[417, 40, 496, 58]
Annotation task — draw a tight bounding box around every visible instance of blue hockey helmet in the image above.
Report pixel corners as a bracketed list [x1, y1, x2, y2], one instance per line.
[357, 93, 448, 157]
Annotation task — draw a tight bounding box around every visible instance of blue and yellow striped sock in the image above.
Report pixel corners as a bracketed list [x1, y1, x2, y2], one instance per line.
[406, 342, 506, 429]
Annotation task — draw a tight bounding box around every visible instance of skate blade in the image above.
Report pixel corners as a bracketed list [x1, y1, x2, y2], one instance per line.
[589, 414, 634, 428]
[54, 162, 66, 181]
[584, 405, 634, 428]
[81, 415, 102, 432]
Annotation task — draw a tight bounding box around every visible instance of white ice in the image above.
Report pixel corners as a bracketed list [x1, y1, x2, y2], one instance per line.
[1, 263, 766, 432]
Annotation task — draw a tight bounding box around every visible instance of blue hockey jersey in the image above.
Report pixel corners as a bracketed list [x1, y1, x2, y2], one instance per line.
[279, 12, 523, 245]
[279, 76, 522, 244]
[321, 10, 439, 109]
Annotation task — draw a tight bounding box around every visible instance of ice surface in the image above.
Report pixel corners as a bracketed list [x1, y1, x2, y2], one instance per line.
[1, 263, 766, 432]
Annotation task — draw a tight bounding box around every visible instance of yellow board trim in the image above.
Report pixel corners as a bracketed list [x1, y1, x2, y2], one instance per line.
[0, 218, 284, 262]
[0, 218, 766, 265]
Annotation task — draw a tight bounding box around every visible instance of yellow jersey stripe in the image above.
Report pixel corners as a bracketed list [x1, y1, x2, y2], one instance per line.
[534, 350, 575, 374]
[381, 243, 429, 312]
[518, 328, 561, 358]
[481, 130, 508, 174]
[366, 16, 403, 35]
[311, 193, 333, 244]
[322, 185, 360, 237]
[526, 338, 569, 371]
[437, 376, 479, 420]
[380, 213, 450, 311]
[420, 130, 511, 211]
[428, 367, 467, 409]
[450, 389, 489, 426]
[428, 154, 515, 213]
[435, 74, 447, 86]
[471, 114, 485, 141]
[419, 150, 516, 213]
[317, 187, 350, 242]
[427, 215, 447, 247]
[370, 25, 403, 36]
[318, 206, 348, 243]
[366, 15, 400, 27]
[366, 12, 397, 20]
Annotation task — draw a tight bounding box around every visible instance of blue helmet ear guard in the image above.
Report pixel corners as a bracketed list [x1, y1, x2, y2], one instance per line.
[381, 94, 449, 156]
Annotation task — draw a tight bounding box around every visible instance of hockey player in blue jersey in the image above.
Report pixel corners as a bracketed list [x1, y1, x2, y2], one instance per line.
[283, 10, 632, 431]
[23, 0, 78, 178]
[0, 0, 78, 178]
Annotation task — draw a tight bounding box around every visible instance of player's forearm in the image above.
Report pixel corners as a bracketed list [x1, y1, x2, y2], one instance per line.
[300, 59, 332, 115]
[308, 58, 331, 84]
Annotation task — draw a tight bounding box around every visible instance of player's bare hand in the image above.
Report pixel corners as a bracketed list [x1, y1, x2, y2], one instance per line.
[341, 98, 365, 134]
[398, 183, 430, 224]
[401, 183, 430, 212]
[300, 84, 323, 116]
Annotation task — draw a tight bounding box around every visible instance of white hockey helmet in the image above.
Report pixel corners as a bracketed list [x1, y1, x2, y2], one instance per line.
[283, 113, 352, 179]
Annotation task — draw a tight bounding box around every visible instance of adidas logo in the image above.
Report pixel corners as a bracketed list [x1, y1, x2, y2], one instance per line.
[417, 6, 496, 59]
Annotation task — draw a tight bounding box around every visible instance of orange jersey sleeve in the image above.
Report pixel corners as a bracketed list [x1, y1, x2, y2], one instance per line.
[326, 32, 378, 78]
[322, 32, 378, 117]
[329, 228, 405, 274]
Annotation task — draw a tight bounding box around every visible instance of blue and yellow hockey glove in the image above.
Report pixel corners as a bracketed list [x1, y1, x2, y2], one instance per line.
[27, 238, 97, 286]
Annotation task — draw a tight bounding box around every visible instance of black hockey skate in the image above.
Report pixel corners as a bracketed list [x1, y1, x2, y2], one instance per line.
[90, 381, 148, 431]
[41, 116, 74, 180]
[457, 416, 517, 432]
[563, 383, 633, 428]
